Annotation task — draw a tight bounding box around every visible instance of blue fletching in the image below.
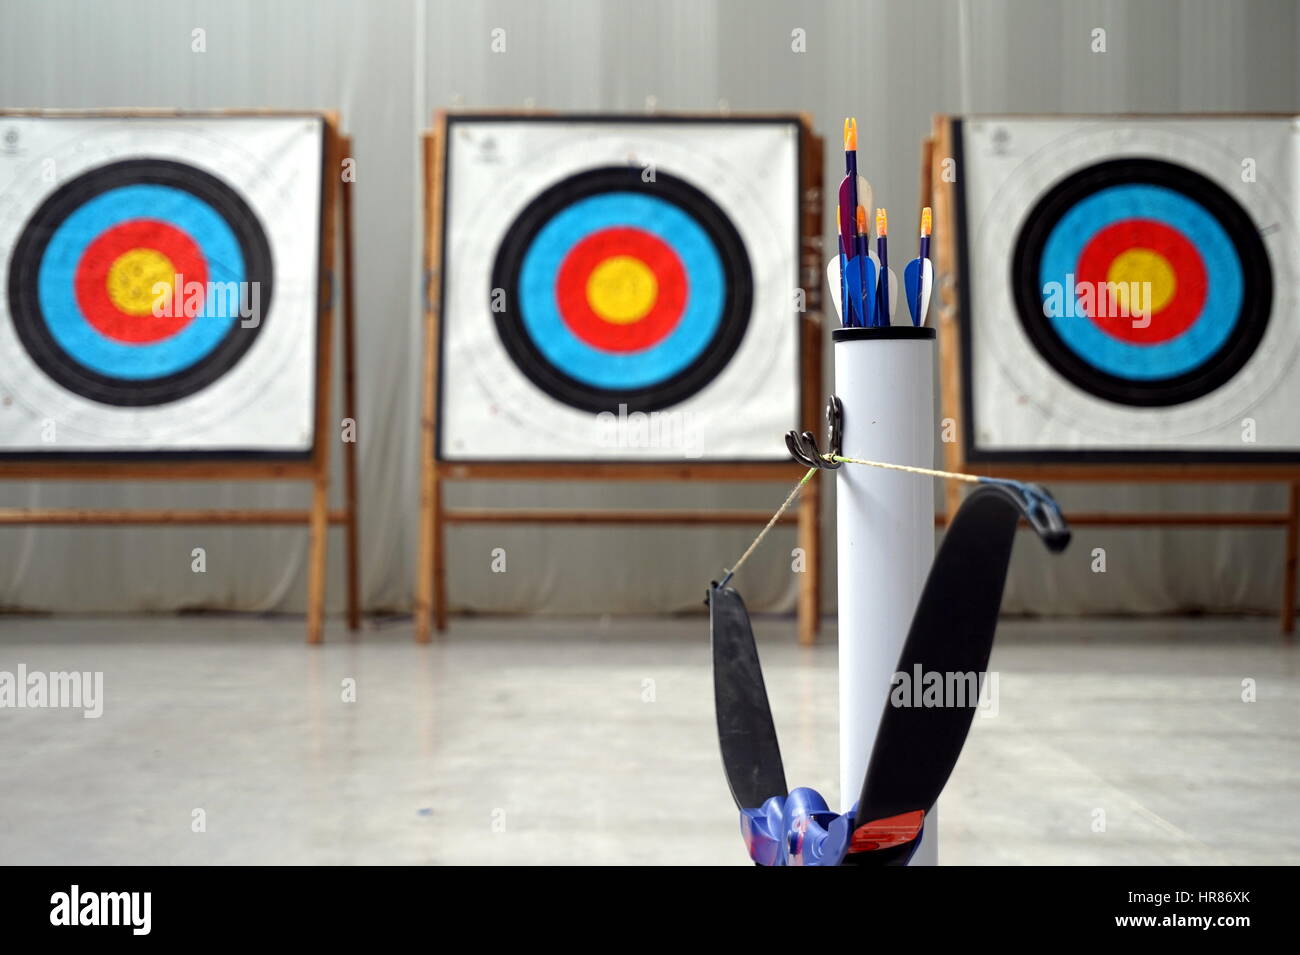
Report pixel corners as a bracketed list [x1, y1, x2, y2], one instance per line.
[843, 255, 865, 327]
[904, 257, 924, 327]
[860, 256, 877, 327]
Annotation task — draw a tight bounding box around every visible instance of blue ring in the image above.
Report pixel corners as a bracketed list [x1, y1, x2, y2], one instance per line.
[1038, 184, 1242, 381]
[517, 192, 724, 390]
[36, 184, 246, 380]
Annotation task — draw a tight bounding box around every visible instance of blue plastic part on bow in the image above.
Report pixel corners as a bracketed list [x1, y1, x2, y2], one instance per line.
[978, 478, 1071, 552]
[739, 788, 858, 866]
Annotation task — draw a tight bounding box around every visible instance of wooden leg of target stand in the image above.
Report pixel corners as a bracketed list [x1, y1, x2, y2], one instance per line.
[415, 465, 435, 643]
[421, 454, 452, 641]
[1282, 482, 1299, 638]
[308, 120, 341, 645]
[798, 472, 821, 646]
[433, 473, 447, 632]
[415, 464, 446, 643]
[415, 127, 444, 643]
[341, 414, 360, 633]
[339, 144, 361, 632]
[306, 471, 330, 645]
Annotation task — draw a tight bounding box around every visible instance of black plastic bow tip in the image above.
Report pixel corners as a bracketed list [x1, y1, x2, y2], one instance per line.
[983, 478, 1071, 552]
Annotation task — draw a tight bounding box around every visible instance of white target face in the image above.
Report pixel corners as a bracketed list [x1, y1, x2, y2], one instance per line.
[957, 116, 1300, 462]
[0, 114, 323, 456]
[438, 116, 802, 461]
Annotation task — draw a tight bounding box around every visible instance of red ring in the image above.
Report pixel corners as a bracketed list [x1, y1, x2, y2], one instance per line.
[554, 227, 687, 353]
[73, 219, 208, 344]
[1074, 218, 1206, 346]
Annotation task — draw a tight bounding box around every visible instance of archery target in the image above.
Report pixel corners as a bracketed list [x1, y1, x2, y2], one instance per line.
[439, 117, 802, 461]
[0, 115, 324, 455]
[957, 116, 1300, 461]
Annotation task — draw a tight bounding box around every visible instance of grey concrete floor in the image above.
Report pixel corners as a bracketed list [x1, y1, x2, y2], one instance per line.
[0, 613, 1296, 865]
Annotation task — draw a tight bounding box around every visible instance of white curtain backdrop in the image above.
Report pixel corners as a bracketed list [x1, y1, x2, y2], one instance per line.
[1, 0, 1297, 618]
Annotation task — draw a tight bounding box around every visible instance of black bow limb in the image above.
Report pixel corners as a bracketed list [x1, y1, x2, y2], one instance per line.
[709, 477, 1072, 865]
[709, 583, 787, 811]
[849, 481, 1071, 861]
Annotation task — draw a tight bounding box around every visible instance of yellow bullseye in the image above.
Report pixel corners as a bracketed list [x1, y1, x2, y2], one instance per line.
[106, 248, 177, 316]
[1106, 248, 1176, 316]
[586, 255, 658, 324]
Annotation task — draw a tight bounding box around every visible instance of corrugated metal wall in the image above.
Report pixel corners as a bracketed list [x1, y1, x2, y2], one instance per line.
[1, 0, 1298, 617]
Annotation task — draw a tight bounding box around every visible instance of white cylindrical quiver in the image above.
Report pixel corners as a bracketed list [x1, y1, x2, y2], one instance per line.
[833, 326, 937, 866]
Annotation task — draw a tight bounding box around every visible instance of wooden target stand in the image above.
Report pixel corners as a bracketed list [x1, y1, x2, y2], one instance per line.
[0, 110, 361, 645]
[926, 117, 1300, 633]
[415, 114, 826, 645]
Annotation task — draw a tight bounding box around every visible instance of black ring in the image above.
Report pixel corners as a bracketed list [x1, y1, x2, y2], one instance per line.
[489, 166, 752, 414]
[7, 158, 273, 407]
[1010, 158, 1271, 407]
[832, 326, 936, 342]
